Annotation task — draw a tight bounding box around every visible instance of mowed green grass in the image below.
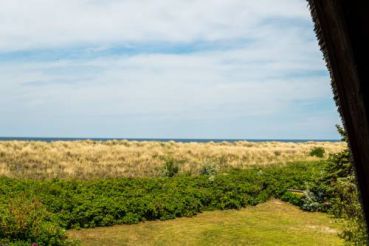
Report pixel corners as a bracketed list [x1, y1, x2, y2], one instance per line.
[68, 200, 343, 246]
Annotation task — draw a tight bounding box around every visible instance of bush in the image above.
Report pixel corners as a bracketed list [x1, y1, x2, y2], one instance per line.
[280, 191, 303, 207]
[162, 158, 180, 177]
[309, 147, 325, 158]
[199, 164, 217, 176]
[0, 195, 74, 246]
[301, 125, 367, 245]
[0, 161, 323, 232]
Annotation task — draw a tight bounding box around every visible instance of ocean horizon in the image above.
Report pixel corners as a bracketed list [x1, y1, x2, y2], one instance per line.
[0, 137, 341, 143]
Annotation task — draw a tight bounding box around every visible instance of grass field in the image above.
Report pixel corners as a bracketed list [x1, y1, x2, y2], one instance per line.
[0, 140, 345, 179]
[68, 199, 343, 246]
[0, 141, 348, 245]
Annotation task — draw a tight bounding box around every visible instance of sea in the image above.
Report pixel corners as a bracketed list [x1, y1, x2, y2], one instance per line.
[0, 137, 340, 143]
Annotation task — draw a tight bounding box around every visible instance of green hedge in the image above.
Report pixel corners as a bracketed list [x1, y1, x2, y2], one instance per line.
[0, 161, 325, 245]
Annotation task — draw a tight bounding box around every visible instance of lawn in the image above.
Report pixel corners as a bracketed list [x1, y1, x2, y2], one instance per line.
[68, 199, 343, 246]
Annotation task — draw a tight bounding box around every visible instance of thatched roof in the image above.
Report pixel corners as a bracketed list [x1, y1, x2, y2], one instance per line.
[307, 0, 369, 231]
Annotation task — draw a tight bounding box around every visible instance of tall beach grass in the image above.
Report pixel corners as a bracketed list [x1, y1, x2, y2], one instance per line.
[0, 140, 345, 179]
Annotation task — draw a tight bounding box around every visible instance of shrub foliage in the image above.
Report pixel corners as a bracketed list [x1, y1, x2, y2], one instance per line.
[309, 147, 325, 158]
[0, 195, 73, 246]
[0, 161, 324, 245]
[301, 126, 368, 245]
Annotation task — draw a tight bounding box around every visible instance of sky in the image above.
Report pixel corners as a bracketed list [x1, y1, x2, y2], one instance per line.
[0, 0, 341, 139]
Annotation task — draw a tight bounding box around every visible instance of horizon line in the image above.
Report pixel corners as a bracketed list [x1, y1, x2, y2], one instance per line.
[0, 136, 341, 142]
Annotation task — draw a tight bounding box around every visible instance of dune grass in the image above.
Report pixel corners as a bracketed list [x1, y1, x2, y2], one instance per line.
[68, 199, 343, 246]
[0, 140, 345, 179]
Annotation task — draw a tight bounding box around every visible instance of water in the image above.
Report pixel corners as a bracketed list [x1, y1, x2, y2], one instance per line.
[0, 137, 340, 143]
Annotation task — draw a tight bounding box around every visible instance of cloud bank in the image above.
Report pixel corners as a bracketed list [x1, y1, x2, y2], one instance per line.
[0, 0, 340, 139]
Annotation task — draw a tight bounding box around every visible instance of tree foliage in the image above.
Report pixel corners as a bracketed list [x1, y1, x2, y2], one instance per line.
[302, 125, 367, 245]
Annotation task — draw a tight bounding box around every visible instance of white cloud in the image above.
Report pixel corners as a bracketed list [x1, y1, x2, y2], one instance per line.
[0, 0, 340, 138]
[0, 0, 309, 51]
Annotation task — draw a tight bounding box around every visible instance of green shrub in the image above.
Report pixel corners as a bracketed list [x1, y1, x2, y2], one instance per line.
[199, 164, 217, 176]
[309, 147, 325, 158]
[0, 195, 74, 246]
[0, 161, 325, 244]
[301, 126, 367, 245]
[162, 158, 180, 177]
[280, 191, 303, 207]
[0, 161, 324, 231]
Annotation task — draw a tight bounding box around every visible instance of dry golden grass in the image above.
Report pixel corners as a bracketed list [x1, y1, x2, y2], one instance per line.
[0, 140, 345, 179]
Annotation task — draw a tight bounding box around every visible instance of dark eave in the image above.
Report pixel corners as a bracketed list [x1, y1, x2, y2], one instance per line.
[308, 0, 369, 233]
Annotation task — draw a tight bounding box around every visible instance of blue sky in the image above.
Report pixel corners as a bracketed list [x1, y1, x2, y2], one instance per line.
[0, 0, 341, 139]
